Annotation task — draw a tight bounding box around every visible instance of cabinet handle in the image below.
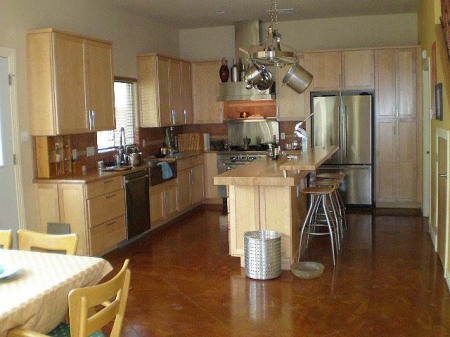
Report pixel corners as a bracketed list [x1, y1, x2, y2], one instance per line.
[104, 193, 116, 199]
[104, 220, 116, 227]
[183, 109, 187, 124]
[439, 173, 448, 178]
[171, 110, 176, 124]
[91, 110, 95, 129]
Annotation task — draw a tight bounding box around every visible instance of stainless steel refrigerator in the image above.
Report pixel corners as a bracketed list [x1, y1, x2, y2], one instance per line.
[311, 92, 373, 206]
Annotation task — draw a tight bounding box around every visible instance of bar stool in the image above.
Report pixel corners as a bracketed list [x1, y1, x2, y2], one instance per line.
[314, 170, 348, 232]
[298, 183, 341, 265]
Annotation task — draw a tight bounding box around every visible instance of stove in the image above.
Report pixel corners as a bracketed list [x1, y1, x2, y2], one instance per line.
[217, 150, 268, 198]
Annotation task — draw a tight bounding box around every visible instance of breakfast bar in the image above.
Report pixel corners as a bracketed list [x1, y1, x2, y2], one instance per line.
[214, 146, 338, 270]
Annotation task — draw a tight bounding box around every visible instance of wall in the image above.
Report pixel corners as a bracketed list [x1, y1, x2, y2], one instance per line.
[0, 0, 179, 230]
[180, 13, 419, 63]
[418, 0, 448, 231]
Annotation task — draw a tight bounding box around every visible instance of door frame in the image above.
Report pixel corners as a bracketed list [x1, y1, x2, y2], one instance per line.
[422, 56, 432, 218]
[0, 47, 25, 229]
[435, 128, 450, 282]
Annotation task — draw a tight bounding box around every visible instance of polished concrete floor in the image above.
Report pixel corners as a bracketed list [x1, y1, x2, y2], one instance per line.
[104, 206, 450, 337]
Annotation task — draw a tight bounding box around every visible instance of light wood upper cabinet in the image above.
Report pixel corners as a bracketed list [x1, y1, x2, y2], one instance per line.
[192, 60, 223, 124]
[138, 54, 193, 127]
[27, 29, 115, 135]
[375, 48, 417, 119]
[181, 61, 194, 124]
[304, 49, 374, 91]
[276, 56, 310, 121]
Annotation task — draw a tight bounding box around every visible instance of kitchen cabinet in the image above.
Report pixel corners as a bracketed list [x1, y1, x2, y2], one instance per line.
[375, 48, 417, 119]
[138, 54, 192, 127]
[304, 49, 374, 91]
[203, 152, 221, 202]
[192, 61, 223, 124]
[27, 28, 115, 135]
[35, 175, 126, 256]
[177, 154, 205, 212]
[374, 46, 421, 207]
[276, 56, 311, 121]
[150, 179, 178, 228]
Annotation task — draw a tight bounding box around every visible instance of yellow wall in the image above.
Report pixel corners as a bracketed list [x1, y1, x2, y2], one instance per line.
[418, 0, 449, 228]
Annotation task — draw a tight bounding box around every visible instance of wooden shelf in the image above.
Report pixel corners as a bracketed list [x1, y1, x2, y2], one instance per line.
[35, 135, 73, 178]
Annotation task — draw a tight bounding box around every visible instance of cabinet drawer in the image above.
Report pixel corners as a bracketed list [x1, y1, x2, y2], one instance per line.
[177, 155, 203, 171]
[86, 176, 123, 199]
[87, 189, 125, 227]
[90, 215, 126, 256]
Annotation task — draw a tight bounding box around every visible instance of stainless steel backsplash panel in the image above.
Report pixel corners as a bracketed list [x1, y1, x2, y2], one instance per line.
[227, 119, 279, 147]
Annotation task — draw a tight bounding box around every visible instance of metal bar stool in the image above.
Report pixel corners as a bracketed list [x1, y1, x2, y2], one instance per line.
[298, 183, 340, 265]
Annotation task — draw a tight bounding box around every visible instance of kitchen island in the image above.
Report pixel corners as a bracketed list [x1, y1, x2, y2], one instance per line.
[214, 146, 338, 270]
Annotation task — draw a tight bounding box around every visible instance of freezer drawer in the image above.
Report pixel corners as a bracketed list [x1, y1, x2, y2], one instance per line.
[318, 165, 373, 206]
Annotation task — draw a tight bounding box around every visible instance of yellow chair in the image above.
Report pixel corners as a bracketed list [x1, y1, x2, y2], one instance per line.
[8, 259, 131, 337]
[17, 229, 78, 255]
[0, 229, 12, 249]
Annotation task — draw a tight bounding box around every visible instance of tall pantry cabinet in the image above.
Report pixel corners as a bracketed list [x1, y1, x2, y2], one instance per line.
[375, 47, 421, 207]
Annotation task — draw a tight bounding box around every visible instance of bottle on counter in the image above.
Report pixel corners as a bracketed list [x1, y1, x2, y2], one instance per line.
[271, 135, 279, 160]
[219, 57, 229, 82]
[231, 58, 239, 82]
[239, 59, 246, 82]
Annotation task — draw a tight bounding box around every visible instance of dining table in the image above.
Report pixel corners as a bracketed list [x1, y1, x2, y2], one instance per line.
[0, 249, 113, 337]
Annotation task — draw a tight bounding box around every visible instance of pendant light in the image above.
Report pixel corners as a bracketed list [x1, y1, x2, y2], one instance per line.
[245, 0, 313, 94]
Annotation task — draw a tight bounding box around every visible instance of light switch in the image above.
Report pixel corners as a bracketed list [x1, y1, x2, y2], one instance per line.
[20, 131, 29, 143]
[86, 146, 95, 157]
[281, 132, 286, 140]
[72, 149, 78, 160]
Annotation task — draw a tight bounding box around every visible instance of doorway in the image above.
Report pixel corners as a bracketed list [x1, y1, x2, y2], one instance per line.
[0, 48, 23, 236]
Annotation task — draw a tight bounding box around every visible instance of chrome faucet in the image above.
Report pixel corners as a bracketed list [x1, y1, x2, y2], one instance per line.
[115, 127, 127, 165]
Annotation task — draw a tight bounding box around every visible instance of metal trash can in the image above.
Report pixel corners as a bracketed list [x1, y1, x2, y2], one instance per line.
[244, 230, 281, 280]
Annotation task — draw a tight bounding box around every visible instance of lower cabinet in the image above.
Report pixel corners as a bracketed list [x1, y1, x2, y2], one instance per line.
[35, 175, 126, 256]
[177, 155, 204, 213]
[149, 179, 178, 228]
[203, 152, 221, 202]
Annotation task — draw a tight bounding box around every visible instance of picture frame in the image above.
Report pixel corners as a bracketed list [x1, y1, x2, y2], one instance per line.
[435, 83, 443, 121]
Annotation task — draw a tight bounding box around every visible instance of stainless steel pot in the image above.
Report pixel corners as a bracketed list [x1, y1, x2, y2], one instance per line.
[128, 152, 142, 167]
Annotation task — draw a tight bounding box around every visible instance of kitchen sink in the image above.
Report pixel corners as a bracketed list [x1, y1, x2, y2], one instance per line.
[147, 161, 177, 186]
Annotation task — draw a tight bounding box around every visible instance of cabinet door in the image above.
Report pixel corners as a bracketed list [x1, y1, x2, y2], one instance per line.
[158, 57, 172, 126]
[191, 165, 205, 205]
[181, 61, 193, 124]
[342, 50, 374, 90]
[375, 120, 396, 203]
[84, 40, 115, 131]
[192, 61, 223, 124]
[54, 33, 88, 134]
[396, 119, 417, 202]
[170, 59, 182, 125]
[397, 49, 417, 119]
[177, 169, 191, 211]
[305, 51, 341, 91]
[150, 187, 165, 224]
[165, 182, 178, 218]
[375, 49, 397, 118]
[276, 60, 309, 121]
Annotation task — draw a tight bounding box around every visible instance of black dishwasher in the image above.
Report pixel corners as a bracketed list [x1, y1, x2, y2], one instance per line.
[123, 170, 150, 239]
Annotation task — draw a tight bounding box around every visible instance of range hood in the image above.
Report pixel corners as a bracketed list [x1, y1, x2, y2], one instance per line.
[217, 20, 276, 101]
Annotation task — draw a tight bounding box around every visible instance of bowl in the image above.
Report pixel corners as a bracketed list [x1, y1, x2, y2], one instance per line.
[291, 262, 324, 279]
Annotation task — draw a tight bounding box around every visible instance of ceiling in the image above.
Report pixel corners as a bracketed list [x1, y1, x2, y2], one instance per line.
[110, 0, 421, 30]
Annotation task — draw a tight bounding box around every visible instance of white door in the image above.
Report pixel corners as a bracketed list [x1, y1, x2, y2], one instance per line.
[0, 56, 19, 232]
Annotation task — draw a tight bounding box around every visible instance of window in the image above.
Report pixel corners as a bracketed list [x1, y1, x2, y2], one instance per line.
[97, 78, 137, 151]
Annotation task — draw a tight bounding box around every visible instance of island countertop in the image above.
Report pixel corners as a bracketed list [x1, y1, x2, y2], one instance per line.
[214, 145, 338, 187]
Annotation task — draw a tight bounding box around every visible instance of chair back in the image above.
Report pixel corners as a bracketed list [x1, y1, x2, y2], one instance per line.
[0, 230, 12, 249]
[17, 229, 78, 255]
[68, 259, 131, 337]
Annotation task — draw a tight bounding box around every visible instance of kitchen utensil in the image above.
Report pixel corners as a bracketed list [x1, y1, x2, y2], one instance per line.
[291, 262, 324, 279]
[255, 67, 274, 91]
[283, 63, 313, 94]
[243, 136, 251, 150]
[129, 152, 142, 167]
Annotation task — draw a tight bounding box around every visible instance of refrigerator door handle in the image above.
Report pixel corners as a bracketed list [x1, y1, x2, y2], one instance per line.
[338, 105, 342, 163]
[344, 105, 348, 160]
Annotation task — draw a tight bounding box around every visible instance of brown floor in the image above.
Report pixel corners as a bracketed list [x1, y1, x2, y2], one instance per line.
[104, 206, 450, 337]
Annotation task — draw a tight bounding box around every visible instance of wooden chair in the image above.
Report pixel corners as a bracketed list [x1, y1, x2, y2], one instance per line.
[0, 229, 12, 249]
[8, 259, 131, 337]
[17, 229, 78, 255]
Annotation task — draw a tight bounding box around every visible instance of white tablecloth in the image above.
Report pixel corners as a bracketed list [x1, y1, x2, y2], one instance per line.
[0, 250, 113, 337]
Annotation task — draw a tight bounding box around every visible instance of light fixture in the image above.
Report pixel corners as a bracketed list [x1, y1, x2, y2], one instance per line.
[245, 0, 313, 94]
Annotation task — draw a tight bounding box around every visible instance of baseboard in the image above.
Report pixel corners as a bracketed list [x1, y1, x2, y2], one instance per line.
[429, 222, 437, 252]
